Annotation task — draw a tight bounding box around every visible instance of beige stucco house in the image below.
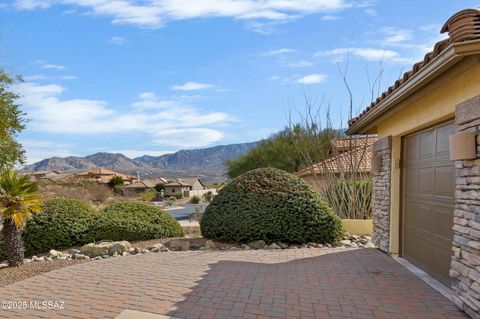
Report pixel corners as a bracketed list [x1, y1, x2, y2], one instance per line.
[164, 178, 206, 197]
[347, 9, 480, 317]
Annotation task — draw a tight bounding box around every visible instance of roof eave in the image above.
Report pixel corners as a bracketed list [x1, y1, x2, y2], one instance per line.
[346, 39, 480, 135]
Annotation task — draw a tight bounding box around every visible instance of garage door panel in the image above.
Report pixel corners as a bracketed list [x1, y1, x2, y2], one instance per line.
[418, 168, 434, 194]
[403, 122, 454, 286]
[420, 132, 434, 159]
[435, 165, 455, 197]
[436, 124, 454, 157]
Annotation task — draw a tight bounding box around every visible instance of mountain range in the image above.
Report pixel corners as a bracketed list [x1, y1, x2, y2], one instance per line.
[23, 142, 258, 183]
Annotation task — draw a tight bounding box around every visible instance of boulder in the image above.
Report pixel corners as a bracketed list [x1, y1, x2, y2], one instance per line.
[80, 241, 131, 257]
[364, 242, 376, 248]
[340, 240, 352, 247]
[49, 249, 61, 258]
[0, 263, 8, 269]
[265, 243, 281, 250]
[248, 240, 266, 250]
[278, 242, 289, 249]
[109, 241, 131, 255]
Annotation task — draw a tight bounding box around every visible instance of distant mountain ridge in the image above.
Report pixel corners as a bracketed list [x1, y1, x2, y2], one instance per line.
[24, 142, 258, 183]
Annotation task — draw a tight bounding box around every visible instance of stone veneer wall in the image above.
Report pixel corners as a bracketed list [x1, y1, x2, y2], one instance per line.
[451, 95, 480, 319]
[371, 136, 392, 253]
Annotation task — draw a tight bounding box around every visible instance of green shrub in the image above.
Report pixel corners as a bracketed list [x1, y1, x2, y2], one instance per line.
[154, 183, 165, 193]
[190, 196, 201, 204]
[23, 198, 98, 256]
[94, 201, 183, 241]
[200, 167, 343, 244]
[141, 189, 157, 202]
[108, 176, 124, 188]
[202, 191, 213, 203]
[174, 192, 183, 199]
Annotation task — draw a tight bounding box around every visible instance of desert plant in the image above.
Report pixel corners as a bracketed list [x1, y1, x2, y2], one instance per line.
[94, 201, 183, 241]
[154, 183, 165, 193]
[200, 168, 342, 244]
[0, 239, 5, 261]
[108, 176, 124, 188]
[190, 195, 201, 204]
[23, 198, 97, 256]
[0, 171, 42, 266]
[166, 196, 177, 206]
[202, 191, 213, 203]
[174, 192, 183, 199]
[141, 189, 157, 202]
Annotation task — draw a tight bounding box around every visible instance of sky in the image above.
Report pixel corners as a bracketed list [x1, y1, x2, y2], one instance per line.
[1, 0, 479, 164]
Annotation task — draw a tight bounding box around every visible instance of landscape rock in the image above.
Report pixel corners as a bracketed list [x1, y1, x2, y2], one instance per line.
[364, 242, 376, 248]
[265, 243, 281, 250]
[49, 249, 61, 257]
[278, 242, 289, 249]
[190, 244, 201, 250]
[241, 244, 251, 250]
[93, 256, 103, 261]
[102, 255, 110, 259]
[68, 249, 81, 255]
[168, 240, 190, 251]
[204, 240, 216, 249]
[0, 263, 8, 269]
[80, 241, 131, 257]
[122, 252, 129, 256]
[340, 240, 352, 246]
[248, 240, 266, 250]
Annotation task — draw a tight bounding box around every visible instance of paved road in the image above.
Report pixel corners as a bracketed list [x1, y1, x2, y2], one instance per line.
[0, 248, 467, 319]
[164, 204, 200, 221]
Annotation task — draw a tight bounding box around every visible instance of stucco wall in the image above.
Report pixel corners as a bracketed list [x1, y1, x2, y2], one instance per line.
[365, 59, 480, 255]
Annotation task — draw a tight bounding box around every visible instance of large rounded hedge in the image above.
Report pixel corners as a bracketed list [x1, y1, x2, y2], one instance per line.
[200, 167, 343, 244]
[23, 198, 98, 256]
[94, 202, 183, 241]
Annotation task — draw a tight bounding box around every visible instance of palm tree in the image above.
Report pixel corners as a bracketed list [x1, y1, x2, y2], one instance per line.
[0, 170, 42, 266]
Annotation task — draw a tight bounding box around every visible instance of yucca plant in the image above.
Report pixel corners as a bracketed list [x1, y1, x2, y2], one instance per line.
[0, 170, 42, 266]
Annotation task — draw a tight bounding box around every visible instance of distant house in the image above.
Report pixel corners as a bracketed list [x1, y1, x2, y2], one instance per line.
[27, 170, 61, 181]
[70, 168, 138, 185]
[296, 136, 377, 188]
[164, 178, 206, 197]
[124, 178, 168, 192]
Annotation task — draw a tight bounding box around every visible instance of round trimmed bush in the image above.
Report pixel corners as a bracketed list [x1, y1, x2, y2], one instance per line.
[94, 201, 183, 241]
[200, 167, 343, 244]
[23, 198, 98, 256]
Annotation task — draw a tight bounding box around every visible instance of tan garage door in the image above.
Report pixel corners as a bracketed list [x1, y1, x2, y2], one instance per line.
[402, 122, 455, 285]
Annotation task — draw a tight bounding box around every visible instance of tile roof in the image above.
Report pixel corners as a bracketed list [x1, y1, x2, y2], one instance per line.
[348, 8, 480, 128]
[297, 136, 377, 176]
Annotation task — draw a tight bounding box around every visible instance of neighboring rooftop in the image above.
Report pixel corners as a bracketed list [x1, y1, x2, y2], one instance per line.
[297, 136, 377, 177]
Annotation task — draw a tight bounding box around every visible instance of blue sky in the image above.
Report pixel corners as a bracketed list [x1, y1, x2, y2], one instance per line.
[1, 0, 478, 163]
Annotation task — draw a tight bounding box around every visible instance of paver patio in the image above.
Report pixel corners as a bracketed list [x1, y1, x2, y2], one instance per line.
[0, 248, 467, 319]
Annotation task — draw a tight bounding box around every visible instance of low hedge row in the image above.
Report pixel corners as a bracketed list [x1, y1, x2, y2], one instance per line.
[21, 198, 183, 256]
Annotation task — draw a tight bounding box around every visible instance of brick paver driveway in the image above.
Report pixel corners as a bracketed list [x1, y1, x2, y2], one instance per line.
[0, 248, 467, 319]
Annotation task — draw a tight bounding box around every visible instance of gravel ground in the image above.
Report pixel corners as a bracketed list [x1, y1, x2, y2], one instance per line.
[0, 260, 86, 288]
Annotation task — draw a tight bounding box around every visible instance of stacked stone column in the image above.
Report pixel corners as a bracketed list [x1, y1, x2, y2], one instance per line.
[450, 95, 480, 318]
[371, 136, 392, 253]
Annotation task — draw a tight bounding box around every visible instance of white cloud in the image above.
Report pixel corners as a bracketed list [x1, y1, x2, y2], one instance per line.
[23, 74, 48, 81]
[15, 83, 232, 149]
[286, 60, 314, 68]
[20, 139, 77, 164]
[171, 81, 214, 91]
[315, 47, 401, 62]
[261, 48, 296, 56]
[41, 63, 66, 70]
[379, 27, 413, 45]
[108, 36, 125, 45]
[297, 74, 327, 84]
[13, 0, 356, 29]
[61, 75, 77, 80]
[321, 14, 339, 20]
